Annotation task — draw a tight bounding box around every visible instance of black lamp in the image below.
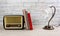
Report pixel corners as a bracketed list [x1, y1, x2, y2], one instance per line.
[43, 6, 56, 30]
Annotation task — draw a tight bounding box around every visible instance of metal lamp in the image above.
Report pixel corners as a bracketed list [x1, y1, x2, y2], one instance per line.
[43, 6, 56, 30]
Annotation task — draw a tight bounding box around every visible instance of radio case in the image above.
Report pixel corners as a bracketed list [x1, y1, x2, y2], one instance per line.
[3, 15, 24, 30]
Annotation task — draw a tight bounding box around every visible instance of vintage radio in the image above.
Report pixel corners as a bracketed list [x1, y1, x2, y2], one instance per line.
[3, 15, 24, 30]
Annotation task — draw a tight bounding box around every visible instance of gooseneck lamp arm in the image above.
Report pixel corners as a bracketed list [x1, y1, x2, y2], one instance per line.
[48, 6, 56, 26]
[43, 6, 56, 30]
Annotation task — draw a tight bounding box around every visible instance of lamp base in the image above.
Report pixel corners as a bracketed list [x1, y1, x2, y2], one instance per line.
[43, 25, 54, 30]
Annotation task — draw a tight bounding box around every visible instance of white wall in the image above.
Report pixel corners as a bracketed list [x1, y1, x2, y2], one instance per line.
[0, 0, 60, 26]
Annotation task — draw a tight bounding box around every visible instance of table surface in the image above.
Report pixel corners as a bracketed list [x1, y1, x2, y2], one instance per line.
[0, 25, 60, 36]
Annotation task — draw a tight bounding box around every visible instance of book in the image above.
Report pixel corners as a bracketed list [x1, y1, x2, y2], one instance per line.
[23, 9, 29, 30]
[23, 9, 33, 30]
[27, 13, 33, 30]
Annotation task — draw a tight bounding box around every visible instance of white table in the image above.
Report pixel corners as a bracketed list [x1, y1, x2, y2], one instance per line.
[0, 25, 60, 36]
